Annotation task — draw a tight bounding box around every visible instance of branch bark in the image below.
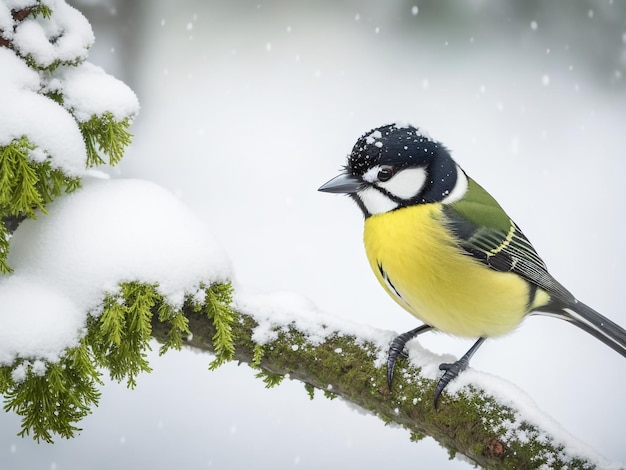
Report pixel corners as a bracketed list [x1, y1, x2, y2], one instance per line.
[151, 304, 614, 470]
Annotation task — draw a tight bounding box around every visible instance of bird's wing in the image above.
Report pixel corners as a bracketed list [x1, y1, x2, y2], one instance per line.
[443, 177, 574, 305]
[446, 177, 626, 357]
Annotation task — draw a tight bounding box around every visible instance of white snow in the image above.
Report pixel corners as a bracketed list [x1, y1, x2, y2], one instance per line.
[393, 120, 412, 129]
[0, 1, 138, 177]
[236, 288, 395, 366]
[0, 3, 13, 32]
[10, 0, 94, 68]
[0, 177, 232, 365]
[53, 62, 140, 122]
[0, 275, 84, 365]
[0, 47, 40, 90]
[365, 129, 382, 144]
[0, 50, 87, 175]
[440, 367, 622, 469]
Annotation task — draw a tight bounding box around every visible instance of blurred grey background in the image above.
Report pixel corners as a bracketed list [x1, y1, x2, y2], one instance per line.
[3, 1, 626, 468]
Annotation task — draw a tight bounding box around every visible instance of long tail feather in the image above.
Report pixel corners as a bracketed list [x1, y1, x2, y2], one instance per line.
[556, 300, 626, 358]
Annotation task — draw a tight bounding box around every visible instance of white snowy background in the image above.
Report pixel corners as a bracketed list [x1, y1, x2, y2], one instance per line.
[3, 0, 626, 468]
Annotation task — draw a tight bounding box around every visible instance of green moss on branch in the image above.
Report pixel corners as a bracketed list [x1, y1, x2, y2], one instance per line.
[151, 305, 611, 470]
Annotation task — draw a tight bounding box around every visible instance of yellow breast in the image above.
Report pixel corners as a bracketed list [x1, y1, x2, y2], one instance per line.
[363, 204, 532, 337]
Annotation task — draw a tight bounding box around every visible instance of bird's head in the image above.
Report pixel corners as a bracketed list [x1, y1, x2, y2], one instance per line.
[319, 123, 468, 217]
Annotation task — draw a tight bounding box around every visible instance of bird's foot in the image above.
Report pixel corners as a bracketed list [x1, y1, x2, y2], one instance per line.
[433, 357, 471, 408]
[433, 337, 486, 408]
[387, 325, 432, 391]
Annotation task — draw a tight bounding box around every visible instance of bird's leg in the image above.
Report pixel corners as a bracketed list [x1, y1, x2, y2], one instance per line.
[387, 324, 433, 390]
[434, 337, 486, 408]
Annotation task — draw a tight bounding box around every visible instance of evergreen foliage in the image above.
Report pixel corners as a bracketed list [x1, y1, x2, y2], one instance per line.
[0, 0, 135, 271]
[0, 281, 236, 443]
[0, 137, 81, 216]
[1, 1, 238, 443]
[79, 113, 134, 167]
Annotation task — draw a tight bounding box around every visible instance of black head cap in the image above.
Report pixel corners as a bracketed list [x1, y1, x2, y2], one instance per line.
[346, 123, 443, 176]
[346, 122, 459, 205]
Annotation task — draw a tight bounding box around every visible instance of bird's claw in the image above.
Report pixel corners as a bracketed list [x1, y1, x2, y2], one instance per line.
[386, 338, 409, 390]
[433, 356, 470, 408]
[387, 325, 433, 391]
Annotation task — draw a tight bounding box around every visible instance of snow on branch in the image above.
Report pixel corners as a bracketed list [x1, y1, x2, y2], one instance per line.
[150, 293, 620, 470]
[0, 0, 139, 271]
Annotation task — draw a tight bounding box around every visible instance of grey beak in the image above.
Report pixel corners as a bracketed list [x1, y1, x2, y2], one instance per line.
[318, 173, 363, 194]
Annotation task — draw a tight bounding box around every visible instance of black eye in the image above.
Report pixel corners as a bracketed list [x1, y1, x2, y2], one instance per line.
[377, 166, 394, 182]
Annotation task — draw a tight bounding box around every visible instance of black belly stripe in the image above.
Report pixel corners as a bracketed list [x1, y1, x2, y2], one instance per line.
[378, 262, 403, 301]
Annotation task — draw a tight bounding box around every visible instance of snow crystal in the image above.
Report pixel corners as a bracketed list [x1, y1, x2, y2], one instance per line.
[411, 6, 419, 16]
[365, 130, 382, 144]
[31, 359, 47, 376]
[11, 364, 28, 383]
[0, 178, 233, 365]
[392, 122, 432, 141]
[393, 120, 411, 129]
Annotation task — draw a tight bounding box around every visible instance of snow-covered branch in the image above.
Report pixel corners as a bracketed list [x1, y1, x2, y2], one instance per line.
[149, 293, 621, 470]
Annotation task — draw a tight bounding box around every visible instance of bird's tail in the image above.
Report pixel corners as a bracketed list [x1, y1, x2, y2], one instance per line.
[547, 300, 626, 358]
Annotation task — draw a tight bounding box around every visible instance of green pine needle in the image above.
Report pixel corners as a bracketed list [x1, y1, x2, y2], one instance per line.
[304, 383, 315, 400]
[79, 113, 133, 168]
[251, 344, 264, 367]
[0, 138, 81, 272]
[255, 370, 285, 389]
[204, 283, 236, 370]
[157, 302, 191, 355]
[0, 225, 10, 274]
[1, 346, 102, 443]
[30, 4, 53, 19]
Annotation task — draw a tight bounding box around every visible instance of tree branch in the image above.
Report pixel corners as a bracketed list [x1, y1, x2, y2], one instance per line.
[151, 302, 616, 470]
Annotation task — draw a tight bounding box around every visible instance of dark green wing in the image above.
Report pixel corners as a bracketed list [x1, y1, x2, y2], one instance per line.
[443, 177, 575, 305]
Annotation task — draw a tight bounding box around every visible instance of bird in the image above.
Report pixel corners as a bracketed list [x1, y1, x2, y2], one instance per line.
[318, 122, 626, 407]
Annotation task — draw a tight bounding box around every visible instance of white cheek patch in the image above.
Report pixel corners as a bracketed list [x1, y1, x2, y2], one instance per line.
[441, 165, 468, 204]
[378, 167, 427, 200]
[356, 187, 398, 215]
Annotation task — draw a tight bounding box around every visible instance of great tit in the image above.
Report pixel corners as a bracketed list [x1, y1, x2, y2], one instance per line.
[319, 122, 626, 406]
